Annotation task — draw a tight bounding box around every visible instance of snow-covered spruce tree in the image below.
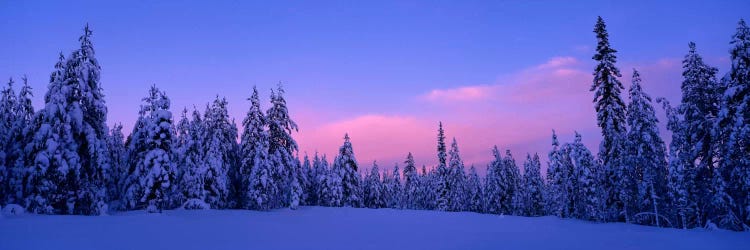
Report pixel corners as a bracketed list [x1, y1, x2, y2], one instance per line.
[334, 133, 362, 207]
[434, 122, 450, 211]
[239, 87, 275, 210]
[484, 146, 509, 214]
[26, 25, 112, 215]
[546, 130, 571, 217]
[402, 152, 418, 209]
[175, 108, 209, 209]
[624, 70, 669, 226]
[591, 17, 628, 222]
[0, 78, 17, 205]
[658, 98, 697, 229]
[466, 165, 484, 213]
[522, 153, 545, 217]
[202, 97, 239, 208]
[386, 164, 403, 209]
[311, 153, 326, 206]
[566, 132, 602, 221]
[266, 84, 299, 208]
[447, 138, 467, 212]
[106, 123, 127, 208]
[707, 167, 743, 230]
[5, 76, 34, 206]
[24, 53, 76, 214]
[503, 150, 523, 216]
[677, 42, 722, 228]
[717, 19, 750, 227]
[319, 154, 343, 207]
[416, 165, 434, 210]
[364, 162, 385, 208]
[122, 86, 176, 212]
[303, 153, 318, 205]
[288, 157, 304, 210]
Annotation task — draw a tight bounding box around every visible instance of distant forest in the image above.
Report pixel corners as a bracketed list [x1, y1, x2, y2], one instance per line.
[0, 17, 748, 231]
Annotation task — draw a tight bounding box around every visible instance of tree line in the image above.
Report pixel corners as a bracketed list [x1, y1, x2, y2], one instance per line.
[0, 17, 748, 231]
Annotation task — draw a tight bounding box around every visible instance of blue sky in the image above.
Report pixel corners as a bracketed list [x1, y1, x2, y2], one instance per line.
[1, 0, 748, 170]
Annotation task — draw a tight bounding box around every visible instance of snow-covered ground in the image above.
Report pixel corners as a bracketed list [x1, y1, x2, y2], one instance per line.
[1, 206, 748, 250]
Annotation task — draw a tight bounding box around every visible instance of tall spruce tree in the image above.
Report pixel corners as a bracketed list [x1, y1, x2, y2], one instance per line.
[591, 16, 628, 222]
[717, 19, 750, 226]
[6, 76, 34, 205]
[447, 138, 467, 211]
[240, 87, 275, 210]
[435, 122, 449, 211]
[26, 25, 112, 215]
[202, 97, 238, 208]
[625, 70, 668, 225]
[266, 84, 299, 208]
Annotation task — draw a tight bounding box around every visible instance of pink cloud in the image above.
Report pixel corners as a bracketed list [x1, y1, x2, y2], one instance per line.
[295, 56, 684, 175]
[420, 85, 495, 102]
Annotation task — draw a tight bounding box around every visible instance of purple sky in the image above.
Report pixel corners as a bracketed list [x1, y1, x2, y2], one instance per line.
[1, 1, 748, 174]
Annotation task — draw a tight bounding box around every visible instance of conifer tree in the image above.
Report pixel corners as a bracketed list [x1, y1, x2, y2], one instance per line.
[522, 153, 545, 216]
[717, 19, 750, 226]
[402, 152, 418, 209]
[364, 162, 384, 208]
[466, 165, 483, 213]
[123, 86, 176, 212]
[266, 84, 299, 208]
[447, 138, 467, 211]
[240, 87, 274, 210]
[625, 70, 668, 225]
[591, 17, 628, 222]
[334, 133, 362, 207]
[435, 122, 449, 211]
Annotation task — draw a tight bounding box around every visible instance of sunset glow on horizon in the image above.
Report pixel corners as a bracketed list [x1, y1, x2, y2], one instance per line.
[2, 0, 748, 173]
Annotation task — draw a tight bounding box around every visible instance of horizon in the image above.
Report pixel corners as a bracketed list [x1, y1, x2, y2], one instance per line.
[1, 0, 749, 174]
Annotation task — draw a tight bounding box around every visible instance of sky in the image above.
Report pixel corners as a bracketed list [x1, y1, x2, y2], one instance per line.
[1, 0, 748, 174]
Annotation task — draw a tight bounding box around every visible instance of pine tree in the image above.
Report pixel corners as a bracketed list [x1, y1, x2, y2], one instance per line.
[266, 84, 299, 208]
[546, 130, 570, 217]
[176, 107, 209, 209]
[302, 152, 318, 206]
[658, 98, 698, 229]
[0, 77, 17, 205]
[202, 97, 238, 208]
[522, 153, 545, 216]
[24, 53, 77, 214]
[435, 122, 449, 211]
[503, 150, 523, 215]
[106, 123, 127, 208]
[6, 76, 34, 205]
[123, 86, 176, 212]
[447, 138, 467, 212]
[567, 132, 602, 221]
[707, 167, 743, 230]
[27, 26, 112, 215]
[717, 19, 750, 226]
[466, 165, 484, 213]
[485, 146, 510, 214]
[402, 152, 418, 209]
[334, 134, 362, 207]
[591, 17, 628, 222]
[239, 87, 275, 210]
[677, 42, 722, 227]
[624, 70, 668, 225]
[364, 162, 385, 208]
[386, 164, 402, 209]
